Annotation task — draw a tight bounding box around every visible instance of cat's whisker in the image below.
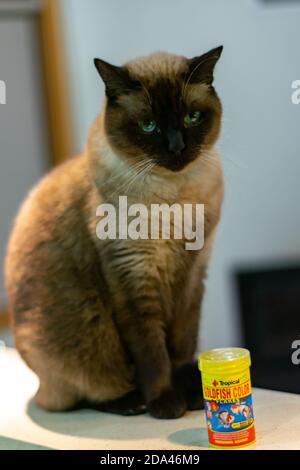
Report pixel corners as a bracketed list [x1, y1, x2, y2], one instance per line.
[200, 152, 235, 185]
[102, 158, 150, 188]
[202, 150, 245, 171]
[129, 160, 156, 191]
[129, 160, 157, 196]
[199, 147, 245, 171]
[111, 159, 155, 197]
[140, 162, 156, 187]
[121, 165, 149, 195]
[200, 155, 222, 174]
[222, 155, 247, 170]
[200, 151, 220, 165]
[200, 158, 220, 172]
[102, 157, 154, 198]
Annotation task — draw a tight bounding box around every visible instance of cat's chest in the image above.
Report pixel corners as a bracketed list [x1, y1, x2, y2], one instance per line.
[103, 236, 201, 294]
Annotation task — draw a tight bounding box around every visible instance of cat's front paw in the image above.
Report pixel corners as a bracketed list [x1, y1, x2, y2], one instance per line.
[147, 388, 187, 419]
[173, 361, 204, 411]
[82, 390, 147, 416]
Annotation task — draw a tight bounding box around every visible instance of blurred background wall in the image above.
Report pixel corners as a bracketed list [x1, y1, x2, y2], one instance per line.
[1, 0, 300, 353]
[0, 1, 50, 343]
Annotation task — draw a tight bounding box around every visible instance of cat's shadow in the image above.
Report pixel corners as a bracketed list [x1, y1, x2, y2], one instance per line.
[26, 399, 209, 448]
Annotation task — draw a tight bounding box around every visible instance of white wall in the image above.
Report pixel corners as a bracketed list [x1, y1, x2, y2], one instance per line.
[59, 0, 300, 350]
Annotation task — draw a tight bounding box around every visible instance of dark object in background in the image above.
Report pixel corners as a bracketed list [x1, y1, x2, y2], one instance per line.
[236, 265, 300, 394]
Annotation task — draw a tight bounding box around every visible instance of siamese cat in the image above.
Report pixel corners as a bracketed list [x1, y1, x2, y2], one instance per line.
[5, 47, 224, 418]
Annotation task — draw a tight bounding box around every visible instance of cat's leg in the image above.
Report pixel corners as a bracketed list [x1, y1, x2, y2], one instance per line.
[35, 374, 80, 411]
[34, 362, 143, 415]
[168, 271, 206, 410]
[170, 313, 204, 411]
[113, 294, 187, 419]
[80, 389, 146, 416]
[25, 341, 144, 415]
[14, 287, 137, 414]
[173, 361, 203, 410]
[171, 235, 218, 409]
[122, 316, 187, 419]
[19, 345, 81, 411]
[99, 240, 188, 419]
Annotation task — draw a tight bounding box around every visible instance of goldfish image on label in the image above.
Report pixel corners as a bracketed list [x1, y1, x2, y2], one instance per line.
[209, 401, 219, 412]
[217, 410, 235, 428]
[230, 402, 253, 419]
[206, 401, 219, 419]
[199, 348, 256, 449]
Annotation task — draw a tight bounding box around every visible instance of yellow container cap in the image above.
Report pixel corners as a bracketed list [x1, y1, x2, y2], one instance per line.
[199, 347, 251, 374]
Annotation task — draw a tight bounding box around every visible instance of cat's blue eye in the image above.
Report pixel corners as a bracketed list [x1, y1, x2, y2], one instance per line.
[184, 111, 203, 128]
[138, 120, 157, 133]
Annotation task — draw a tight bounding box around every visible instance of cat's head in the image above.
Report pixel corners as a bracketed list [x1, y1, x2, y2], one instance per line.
[94, 48, 223, 172]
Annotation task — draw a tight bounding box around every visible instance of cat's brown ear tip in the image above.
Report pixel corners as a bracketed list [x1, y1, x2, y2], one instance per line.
[215, 45, 224, 56]
[94, 58, 108, 78]
[94, 58, 101, 69]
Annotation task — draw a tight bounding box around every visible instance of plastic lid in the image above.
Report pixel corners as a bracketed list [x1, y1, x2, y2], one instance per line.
[198, 347, 251, 374]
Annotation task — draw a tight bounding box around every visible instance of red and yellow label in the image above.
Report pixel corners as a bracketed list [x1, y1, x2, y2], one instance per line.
[202, 369, 256, 449]
[207, 424, 256, 449]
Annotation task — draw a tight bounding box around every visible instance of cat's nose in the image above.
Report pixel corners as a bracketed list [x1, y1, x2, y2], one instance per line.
[167, 129, 185, 154]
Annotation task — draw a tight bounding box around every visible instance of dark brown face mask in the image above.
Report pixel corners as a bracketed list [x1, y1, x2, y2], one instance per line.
[94, 47, 223, 172]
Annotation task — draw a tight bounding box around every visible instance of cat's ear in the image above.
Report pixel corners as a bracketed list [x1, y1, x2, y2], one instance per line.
[187, 46, 223, 85]
[94, 58, 140, 98]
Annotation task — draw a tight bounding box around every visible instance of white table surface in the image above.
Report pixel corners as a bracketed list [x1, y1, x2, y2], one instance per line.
[0, 347, 299, 450]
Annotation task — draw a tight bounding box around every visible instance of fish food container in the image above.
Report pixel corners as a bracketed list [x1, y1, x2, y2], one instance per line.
[199, 347, 256, 449]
